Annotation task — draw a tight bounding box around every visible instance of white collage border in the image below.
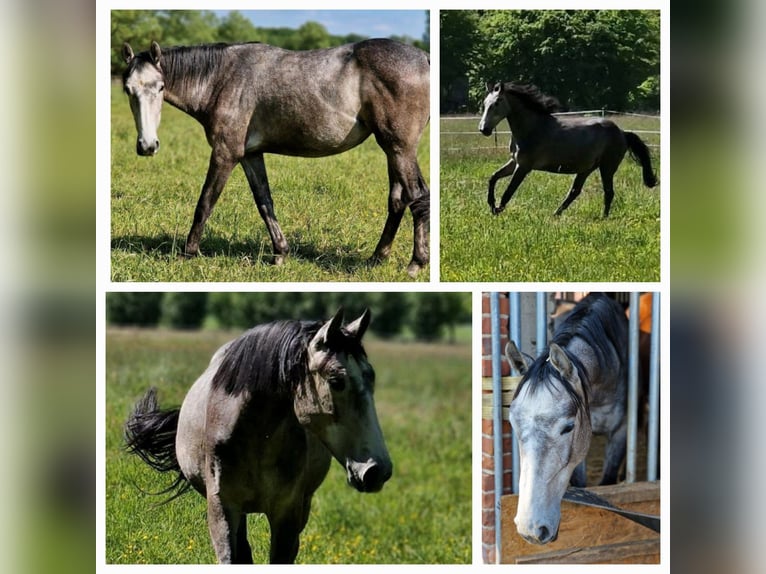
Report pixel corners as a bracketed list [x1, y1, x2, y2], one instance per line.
[96, 1, 670, 572]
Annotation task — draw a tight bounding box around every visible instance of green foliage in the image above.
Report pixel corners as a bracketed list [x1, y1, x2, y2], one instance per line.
[107, 292, 470, 342]
[106, 293, 163, 326]
[111, 10, 429, 76]
[160, 292, 208, 329]
[106, 330, 471, 563]
[441, 10, 660, 112]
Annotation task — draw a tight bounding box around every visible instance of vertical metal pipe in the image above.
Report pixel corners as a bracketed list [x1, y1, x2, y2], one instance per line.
[536, 292, 547, 354]
[626, 292, 640, 482]
[509, 293, 521, 494]
[489, 293, 503, 562]
[647, 293, 661, 481]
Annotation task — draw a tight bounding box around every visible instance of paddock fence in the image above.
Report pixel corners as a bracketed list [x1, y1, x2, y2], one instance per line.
[441, 111, 660, 156]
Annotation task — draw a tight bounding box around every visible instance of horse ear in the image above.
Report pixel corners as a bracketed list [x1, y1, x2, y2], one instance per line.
[150, 41, 162, 65]
[345, 308, 371, 340]
[122, 42, 134, 64]
[505, 341, 529, 375]
[494, 82, 503, 93]
[548, 343, 574, 381]
[314, 307, 344, 346]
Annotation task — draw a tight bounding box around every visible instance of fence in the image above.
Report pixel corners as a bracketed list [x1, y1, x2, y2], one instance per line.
[481, 292, 661, 564]
[442, 111, 660, 154]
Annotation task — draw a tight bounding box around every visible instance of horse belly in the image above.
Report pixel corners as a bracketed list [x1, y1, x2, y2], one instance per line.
[246, 117, 371, 158]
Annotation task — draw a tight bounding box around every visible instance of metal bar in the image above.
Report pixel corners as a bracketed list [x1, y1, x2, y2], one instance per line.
[626, 292, 641, 482]
[536, 292, 547, 355]
[509, 293, 521, 495]
[490, 293, 503, 563]
[647, 293, 661, 481]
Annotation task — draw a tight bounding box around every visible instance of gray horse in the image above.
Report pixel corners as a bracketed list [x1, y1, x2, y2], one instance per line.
[124, 309, 392, 563]
[479, 82, 657, 217]
[505, 293, 628, 544]
[121, 39, 430, 277]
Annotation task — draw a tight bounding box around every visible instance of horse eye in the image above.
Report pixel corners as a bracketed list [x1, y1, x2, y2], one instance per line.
[328, 377, 345, 391]
[158, 84, 165, 93]
[560, 422, 575, 435]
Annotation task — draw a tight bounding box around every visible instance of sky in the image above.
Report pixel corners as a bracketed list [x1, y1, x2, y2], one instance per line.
[214, 10, 428, 42]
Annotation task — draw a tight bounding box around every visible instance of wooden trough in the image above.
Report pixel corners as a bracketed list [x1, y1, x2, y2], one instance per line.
[500, 481, 660, 564]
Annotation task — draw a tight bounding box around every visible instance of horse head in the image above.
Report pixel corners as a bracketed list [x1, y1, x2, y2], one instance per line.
[122, 41, 164, 156]
[479, 82, 508, 136]
[296, 307, 393, 493]
[507, 341, 592, 544]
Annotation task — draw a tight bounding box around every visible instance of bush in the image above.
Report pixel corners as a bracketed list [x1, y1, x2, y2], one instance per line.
[160, 292, 208, 329]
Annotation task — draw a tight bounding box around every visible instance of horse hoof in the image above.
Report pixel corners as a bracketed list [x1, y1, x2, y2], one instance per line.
[492, 206, 504, 216]
[179, 250, 198, 260]
[406, 261, 423, 278]
[273, 255, 286, 266]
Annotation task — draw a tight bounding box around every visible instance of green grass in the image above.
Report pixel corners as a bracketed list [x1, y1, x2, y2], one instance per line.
[440, 115, 661, 282]
[111, 83, 430, 282]
[106, 328, 471, 564]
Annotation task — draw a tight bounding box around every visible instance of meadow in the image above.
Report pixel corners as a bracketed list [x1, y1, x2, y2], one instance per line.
[105, 328, 471, 564]
[440, 115, 661, 282]
[110, 83, 430, 282]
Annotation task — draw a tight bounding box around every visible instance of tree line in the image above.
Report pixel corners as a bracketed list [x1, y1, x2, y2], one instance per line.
[440, 10, 660, 113]
[106, 292, 470, 342]
[112, 10, 429, 76]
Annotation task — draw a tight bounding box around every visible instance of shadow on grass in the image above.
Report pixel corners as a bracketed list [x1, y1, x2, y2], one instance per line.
[111, 232, 374, 275]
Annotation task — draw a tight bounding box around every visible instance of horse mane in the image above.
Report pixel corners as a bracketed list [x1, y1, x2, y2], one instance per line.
[504, 83, 562, 115]
[513, 294, 627, 415]
[211, 319, 367, 397]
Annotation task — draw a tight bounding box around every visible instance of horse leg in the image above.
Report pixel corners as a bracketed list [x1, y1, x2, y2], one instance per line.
[240, 153, 289, 265]
[487, 158, 516, 212]
[600, 421, 627, 485]
[494, 166, 530, 215]
[206, 493, 239, 564]
[235, 514, 253, 564]
[370, 150, 429, 277]
[268, 513, 302, 564]
[599, 164, 618, 218]
[553, 171, 592, 216]
[184, 150, 237, 257]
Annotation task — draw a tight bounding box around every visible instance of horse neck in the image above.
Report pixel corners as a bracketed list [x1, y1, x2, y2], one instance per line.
[506, 94, 551, 140]
[160, 48, 223, 119]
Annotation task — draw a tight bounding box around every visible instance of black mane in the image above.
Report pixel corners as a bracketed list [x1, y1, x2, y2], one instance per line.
[212, 319, 367, 397]
[504, 83, 562, 115]
[513, 293, 627, 415]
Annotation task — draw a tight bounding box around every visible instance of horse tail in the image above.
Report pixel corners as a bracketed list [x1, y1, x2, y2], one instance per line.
[624, 131, 658, 188]
[124, 387, 191, 502]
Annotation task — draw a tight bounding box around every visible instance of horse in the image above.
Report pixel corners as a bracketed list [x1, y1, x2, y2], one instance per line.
[120, 40, 430, 277]
[124, 308, 393, 563]
[478, 82, 657, 217]
[504, 293, 628, 545]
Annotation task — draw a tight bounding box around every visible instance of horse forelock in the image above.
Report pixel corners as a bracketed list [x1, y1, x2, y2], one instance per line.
[514, 350, 590, 418]
[504, 83, 561, 115]
[211, 319, 368, 398]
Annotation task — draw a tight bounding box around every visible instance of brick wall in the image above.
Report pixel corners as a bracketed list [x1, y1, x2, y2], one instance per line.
[481, 292, 512, 564]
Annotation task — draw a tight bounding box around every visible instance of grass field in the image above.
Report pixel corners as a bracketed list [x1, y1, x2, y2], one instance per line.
[110, 83, 430, 282]
[440, 115, 661, 282]
[105, 328, 471, 564]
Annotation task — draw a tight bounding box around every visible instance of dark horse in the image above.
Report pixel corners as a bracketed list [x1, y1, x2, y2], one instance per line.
[505, 293, 628, 544]
[478, 82, 657, 217]
[121, 40, 430, 277]
[124, 309, 393, 563]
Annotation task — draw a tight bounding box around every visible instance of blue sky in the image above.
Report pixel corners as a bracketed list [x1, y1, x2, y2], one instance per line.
[214, 10, 428, 42]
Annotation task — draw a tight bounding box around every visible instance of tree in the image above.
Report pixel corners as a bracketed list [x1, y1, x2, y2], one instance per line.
[106, 293, 163, 326]
[370, 293, 410, 338]
[217, 11, 258, 43]
[160, 293, 208, 329]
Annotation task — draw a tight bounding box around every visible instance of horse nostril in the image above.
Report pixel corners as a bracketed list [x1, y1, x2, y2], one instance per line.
[537, 526, 550, 542]
[361, 463, 392, 492]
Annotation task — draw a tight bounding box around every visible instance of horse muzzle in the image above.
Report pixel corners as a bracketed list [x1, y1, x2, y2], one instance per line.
[518, 523, 559, 545]
[136, 138, 160, 156]
[346, 459, 393, 493]
[479, 125, 493, 137]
